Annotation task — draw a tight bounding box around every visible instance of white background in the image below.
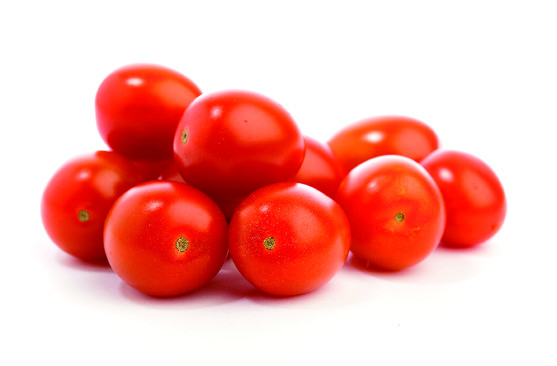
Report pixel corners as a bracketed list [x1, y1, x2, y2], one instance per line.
[1, 0, 556, 364]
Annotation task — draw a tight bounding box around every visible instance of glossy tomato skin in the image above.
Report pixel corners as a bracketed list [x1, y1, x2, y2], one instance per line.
[41, 151, 144, 261]
[131, 157, 173, 181]
[95, 64, 202, 161]
[228, 182, 351, 296]
[421, 150, 506, 248]
[173, 89, 305, 202]
[104, 181, 228, 297]
[293, 136, 346, 198]
[158, 161, 186, 183]
[336, 155, 445, 271]
[328, 115, 439, 173]
[158, 163, 243, 220]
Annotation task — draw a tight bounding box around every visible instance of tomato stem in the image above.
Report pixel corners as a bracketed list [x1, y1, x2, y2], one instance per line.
[175, 237, 190, 252]
[180, 128, 189, 144]
[263, 237, 275, 250]
[77, 210, 90, 222]
[395, 212, 405, 222]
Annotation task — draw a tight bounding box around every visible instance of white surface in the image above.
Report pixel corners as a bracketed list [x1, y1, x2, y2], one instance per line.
[1, 0, 555, 365]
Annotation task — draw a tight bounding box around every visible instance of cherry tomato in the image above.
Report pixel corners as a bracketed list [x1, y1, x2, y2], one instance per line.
[293, 136, 346, 198]
[132, 157, 173, 181]
[104, 181, 228, 297]
[41, 151, 144, 261]
[421, 150, 506, 248]
[158, 161, 186, 183]
[228, 182, 351, 296]
[328, 115, 439, 173]
[95, 64, 202, 161]
[158, 163, 242, 220]
[212, 196, 243, 221]
[335, 155, 446, 271]
[173, 89, 305, 202]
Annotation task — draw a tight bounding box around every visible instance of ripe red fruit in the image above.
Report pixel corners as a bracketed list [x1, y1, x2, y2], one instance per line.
[293, 136, 346, 198]
[41, 151, 144, 261]
[328, 115, 439, 173]
[228, 182, 351, 296]
[173, 89, 305, 203]
[104, 181, 229, 296]
[336, 155, 446, 271]
[421, 150, 507, 248]
[95, 63, 201, 161]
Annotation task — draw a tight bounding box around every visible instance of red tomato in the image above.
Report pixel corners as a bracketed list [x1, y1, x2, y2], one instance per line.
[95, 64, 201, 161]
[173, 89, 305, 202]
[158, 163, 242, 220]
[158, 161, 186, 183]
[132, 157, 173, 181]
[293, 136, 346, 198]
[41, 151, 144, 261]
[228, 182, 351, 296]
[212, 196, 243, 221]
[335, 155, 446, 271]
[328, 115, 439, 173]
[421, 150, 506, 248]
[104, 181, 228, 297]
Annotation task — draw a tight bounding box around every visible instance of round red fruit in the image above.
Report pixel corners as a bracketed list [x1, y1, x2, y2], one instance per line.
[328, 115, 439, 173]
[173, 89, 305, 202]
[421, 149, 506, 248]
[41, 151, 144, 261]
[293, 136, 346, 198]
[336, 155, 446, 271]
[95, 64, 201, 161]
[228, 182, 351, 296]
[103, 181, 228, 297]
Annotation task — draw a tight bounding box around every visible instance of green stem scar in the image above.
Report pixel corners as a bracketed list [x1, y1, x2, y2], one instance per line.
[394, 212, 405, 223]
[175, 237, 190, 252]
[263, 237, 275, 250]
[78, 210, 90, 222]
[180, 128, 189, 144]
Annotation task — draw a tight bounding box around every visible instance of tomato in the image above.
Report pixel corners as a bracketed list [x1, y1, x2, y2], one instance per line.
[95, 64, 201, 161]
[173, 89, 305, 202]
[158, 161, 186, 183]
[228, 182, 351, 296]
[158, 163, 243, 220]
[104, 181, 228, 297]
[335, 155, 446, 271]
[212, 196, 243, 221]
[327, 115, 439, 173]
[41, 151, 144, 261]
[132, 157, 173, 181]
[293, 136, 346, 198]
[420, 150, 506, 248]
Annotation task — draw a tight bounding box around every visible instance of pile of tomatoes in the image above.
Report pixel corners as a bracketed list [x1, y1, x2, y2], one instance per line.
[41, 64, 507, 297]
